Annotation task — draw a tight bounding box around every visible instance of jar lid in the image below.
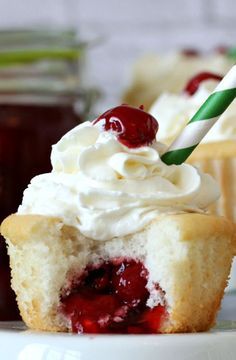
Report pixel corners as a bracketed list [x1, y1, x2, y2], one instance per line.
[0, 28, 86, 94]
[0, 28, 85, 67]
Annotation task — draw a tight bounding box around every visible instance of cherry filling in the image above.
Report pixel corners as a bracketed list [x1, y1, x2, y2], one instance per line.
[93, 104, 159, 148]
[61, 259, 167, 334]
[184, 72, 223, 96]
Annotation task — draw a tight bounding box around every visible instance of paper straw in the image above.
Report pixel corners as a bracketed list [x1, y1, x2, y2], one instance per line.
[161, 65, 236, 165]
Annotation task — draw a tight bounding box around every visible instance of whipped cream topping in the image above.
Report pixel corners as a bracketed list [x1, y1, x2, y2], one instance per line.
[149, 80, 236, 144]
[18, 121, 220, 241]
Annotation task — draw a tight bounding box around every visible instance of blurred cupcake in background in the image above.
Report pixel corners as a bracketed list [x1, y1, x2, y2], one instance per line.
[149, 71, 236, 291]
[123, 48, 235, 109]
[149, 71, 236, 222]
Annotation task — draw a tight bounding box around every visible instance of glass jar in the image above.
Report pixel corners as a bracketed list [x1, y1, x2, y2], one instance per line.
[0, 29, 96, 320]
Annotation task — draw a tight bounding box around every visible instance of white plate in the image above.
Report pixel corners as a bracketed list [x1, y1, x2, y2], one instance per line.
[1, 321, 236, 360]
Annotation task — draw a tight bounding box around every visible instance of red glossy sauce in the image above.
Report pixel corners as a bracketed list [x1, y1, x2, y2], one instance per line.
[93, 104, 159, 148]
[61, 259, 167, 334]
[0, 102, 80, 320]
[184, 72, 223, 96]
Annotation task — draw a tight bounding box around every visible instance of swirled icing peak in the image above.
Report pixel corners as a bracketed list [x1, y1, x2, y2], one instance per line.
[18, 106, 220, 241]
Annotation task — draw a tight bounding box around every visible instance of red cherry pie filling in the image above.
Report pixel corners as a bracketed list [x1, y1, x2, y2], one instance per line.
[61, 259, 167, 334]
[183, 72, 223, 96]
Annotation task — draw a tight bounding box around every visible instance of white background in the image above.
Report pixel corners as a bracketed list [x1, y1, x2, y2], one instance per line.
[0, 0, 235, 110]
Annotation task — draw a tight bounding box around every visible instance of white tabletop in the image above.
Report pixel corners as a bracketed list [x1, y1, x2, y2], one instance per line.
[0, 293, 235, 360]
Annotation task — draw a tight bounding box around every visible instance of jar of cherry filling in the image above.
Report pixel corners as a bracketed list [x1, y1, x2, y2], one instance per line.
[0, 29, 96, 320]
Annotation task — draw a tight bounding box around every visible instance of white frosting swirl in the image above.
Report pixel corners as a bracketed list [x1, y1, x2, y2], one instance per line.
[18, 121, 220, 241]
[149, 79, 236, 144]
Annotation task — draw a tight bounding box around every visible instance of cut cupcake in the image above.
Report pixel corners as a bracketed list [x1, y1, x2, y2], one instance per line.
[1, 105, 235, 334]
[1, 213, 235, 334]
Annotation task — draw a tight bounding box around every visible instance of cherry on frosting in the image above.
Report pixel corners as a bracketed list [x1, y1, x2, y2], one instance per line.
[93, 104, 159, 148]
[181, 48, 200, 57]
[215, 45, 229, 54]
[61, 259, 167, 334]
[184, 72, 223, 96]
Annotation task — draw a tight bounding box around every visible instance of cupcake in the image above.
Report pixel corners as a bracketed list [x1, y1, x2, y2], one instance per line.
[149, 73, 236, 291]
[1, 105, 235, 334]
[123, 51, 233, 109]
[149, 72, 236, 222]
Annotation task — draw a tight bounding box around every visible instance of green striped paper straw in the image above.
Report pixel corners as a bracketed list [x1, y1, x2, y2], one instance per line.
[161, 65, 236, 165]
